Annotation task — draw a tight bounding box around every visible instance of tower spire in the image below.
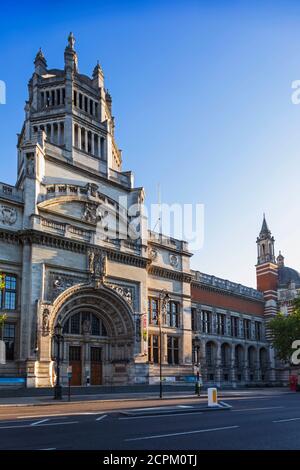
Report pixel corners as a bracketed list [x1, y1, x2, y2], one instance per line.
[256, 214, 275, 265]
[34, 48, 47, 75]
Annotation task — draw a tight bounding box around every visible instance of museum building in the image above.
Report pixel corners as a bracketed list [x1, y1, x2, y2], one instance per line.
[0, 35, 298, 387]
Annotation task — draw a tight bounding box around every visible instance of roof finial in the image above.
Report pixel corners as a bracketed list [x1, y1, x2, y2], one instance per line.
[68, 32, 75, 50]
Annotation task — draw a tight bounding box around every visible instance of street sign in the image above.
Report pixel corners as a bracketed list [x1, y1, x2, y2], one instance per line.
[0, 340, 5, 365]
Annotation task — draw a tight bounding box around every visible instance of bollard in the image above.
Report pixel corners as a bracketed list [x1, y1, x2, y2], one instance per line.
[207, 387, 218, 407]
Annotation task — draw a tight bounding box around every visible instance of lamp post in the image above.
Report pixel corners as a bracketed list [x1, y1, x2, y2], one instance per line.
[195, 342, 201, 396]
[52, 321, 64, 400]
[158, 290, 170, 399]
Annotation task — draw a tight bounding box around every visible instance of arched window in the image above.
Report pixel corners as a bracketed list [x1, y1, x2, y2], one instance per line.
[62, 311, 108, 337]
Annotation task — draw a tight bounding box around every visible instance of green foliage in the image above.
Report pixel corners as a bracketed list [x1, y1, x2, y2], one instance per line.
[269, 299, 300, 363]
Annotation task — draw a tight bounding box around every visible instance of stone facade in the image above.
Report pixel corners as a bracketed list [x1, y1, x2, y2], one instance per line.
[0, 35, 291, 388]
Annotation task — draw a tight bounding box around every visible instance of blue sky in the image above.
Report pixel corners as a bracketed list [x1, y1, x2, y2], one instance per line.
[0, 0, 300, 287]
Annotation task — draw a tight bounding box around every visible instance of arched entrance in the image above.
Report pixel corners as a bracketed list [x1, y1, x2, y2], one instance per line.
[49, 284, 135, 386]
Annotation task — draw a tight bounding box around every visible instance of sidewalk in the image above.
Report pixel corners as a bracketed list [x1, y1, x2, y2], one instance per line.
[0, 387, 291, 408]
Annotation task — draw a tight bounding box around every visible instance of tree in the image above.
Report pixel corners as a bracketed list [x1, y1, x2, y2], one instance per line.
[269, 299, 300, 363]
[0, 313, 7, 340]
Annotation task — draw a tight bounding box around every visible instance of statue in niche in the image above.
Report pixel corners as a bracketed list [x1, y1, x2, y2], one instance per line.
[42, 309, 50, 336]
[26, 154, 35, 176]
[82, 318, 91, 335]
[88, 250, 107, 281]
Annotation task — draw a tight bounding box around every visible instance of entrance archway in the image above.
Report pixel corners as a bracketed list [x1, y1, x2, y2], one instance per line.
[49, 284, 135, 386]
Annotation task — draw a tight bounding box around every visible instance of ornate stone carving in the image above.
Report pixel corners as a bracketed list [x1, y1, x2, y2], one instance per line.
[48, 273, 86, 302]
[88, 250, 107, 284]
[0, 206, 17, 225]
[42, 308, 50, 336]
[82, 318, 91, 335]
[26, 154, 35, 176]
[86, 182, 99, 197]
[83, 202, 103, 224]
[149, 248, 158, 261]
[106, 283, 134, 306]
[169, 254, 179, 267]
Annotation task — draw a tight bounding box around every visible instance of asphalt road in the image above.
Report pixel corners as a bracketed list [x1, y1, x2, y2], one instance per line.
[0, 393, 299, 450]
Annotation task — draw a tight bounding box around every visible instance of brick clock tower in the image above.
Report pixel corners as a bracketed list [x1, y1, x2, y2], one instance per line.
[256, 216, 278, 381]
[256, 215, 279, 320]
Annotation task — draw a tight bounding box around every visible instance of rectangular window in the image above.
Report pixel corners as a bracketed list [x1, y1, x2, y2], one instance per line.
[148, 298, 159, 325]
[244, 319, 251, 340]
[166, 301, 179, 328]
[216, 313, 226, 335]
[3, 323, 15, 361]
[201, 310, 212, 334]
[191, 308, 197, 331]
[167, 336, 179, 365]
[255, 321, 262, 341]
[231, 316, 239, 337]
[0, 273, 17, 310]
[148, 335, 159, 364]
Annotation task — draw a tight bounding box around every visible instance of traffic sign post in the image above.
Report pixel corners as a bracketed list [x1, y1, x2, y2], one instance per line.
[67, 366, 72, 402]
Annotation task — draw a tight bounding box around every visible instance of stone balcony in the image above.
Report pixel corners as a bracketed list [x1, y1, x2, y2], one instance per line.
[148, 230, 190, 253]
[0, 182, 23, 203]
[31, 214, 142, 255]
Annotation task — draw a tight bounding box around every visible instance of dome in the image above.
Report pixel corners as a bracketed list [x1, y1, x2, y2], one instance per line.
[278, 266, 300, 289]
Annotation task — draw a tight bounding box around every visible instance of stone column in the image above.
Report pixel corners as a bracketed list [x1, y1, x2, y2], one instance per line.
[215, 342, 222, 387]
[50, 123, 54, 143]
[244, 346, 249, 383]
[57, 122, 61, 146]
[98, 136, 101, 158]
[91, 133, 95, 155]
[256, 348, 262, 382]
[230, 344, 237, 387]
[78, 126, 81, 150]
[85, 129, 88, 153]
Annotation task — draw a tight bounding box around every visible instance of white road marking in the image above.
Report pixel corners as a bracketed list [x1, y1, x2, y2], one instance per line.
[31, 419, 49, 426]
[17, 412, 98, 419]
[231, 406, 284, 412]
[128, 406, 181, 412]
[119, 411, 204, 420]
[0, 421, 78, 430]
[96, 414, 107, 421]
[273, 417, 300, 423]
[125, 425, 239, 441]
[177, 405, 193, 409]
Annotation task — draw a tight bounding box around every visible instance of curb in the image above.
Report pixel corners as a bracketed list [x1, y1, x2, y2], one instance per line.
[0, 392, 291, 408]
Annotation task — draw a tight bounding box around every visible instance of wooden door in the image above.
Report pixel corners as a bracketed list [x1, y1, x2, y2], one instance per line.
[69, 346, 82, 386]
[91, 347, 102, 385]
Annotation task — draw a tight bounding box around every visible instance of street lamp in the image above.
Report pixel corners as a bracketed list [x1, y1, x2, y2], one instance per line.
[158, 290, 170, 399]
[52, 321, 64, 400]
[194, 341, 201, 396]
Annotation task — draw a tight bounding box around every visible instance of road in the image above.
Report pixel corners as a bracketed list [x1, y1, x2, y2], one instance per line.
[0, 392, 299, 450]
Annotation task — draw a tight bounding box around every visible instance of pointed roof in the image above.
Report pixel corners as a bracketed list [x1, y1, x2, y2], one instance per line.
[93, 61, 104, 77]
[259, 213, 271, 237]
[34, 48, 47, 66]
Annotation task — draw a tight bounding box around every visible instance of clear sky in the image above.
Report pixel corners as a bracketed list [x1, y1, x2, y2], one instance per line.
[0, 0, 299, 287]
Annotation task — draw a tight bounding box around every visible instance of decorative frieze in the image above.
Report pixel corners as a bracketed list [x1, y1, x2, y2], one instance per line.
[47, 272, 87, 302]
[106, 283, 134, 307]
